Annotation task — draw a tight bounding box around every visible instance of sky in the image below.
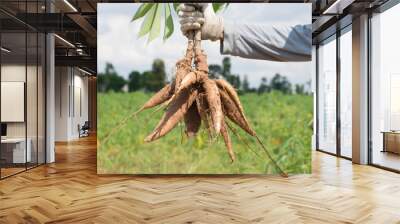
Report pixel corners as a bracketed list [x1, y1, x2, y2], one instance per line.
[98, 3, 312, 88]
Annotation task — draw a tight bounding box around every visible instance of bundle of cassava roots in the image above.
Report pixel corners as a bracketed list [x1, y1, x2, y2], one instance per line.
[103, 31, 287, 177]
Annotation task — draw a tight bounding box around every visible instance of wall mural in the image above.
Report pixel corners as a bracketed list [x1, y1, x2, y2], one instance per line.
[97, 3, 313, 175]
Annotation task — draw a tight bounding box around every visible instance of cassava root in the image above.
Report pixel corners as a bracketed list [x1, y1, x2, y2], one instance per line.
[141, 30, 287, 176]
[102, 30, 287, 177]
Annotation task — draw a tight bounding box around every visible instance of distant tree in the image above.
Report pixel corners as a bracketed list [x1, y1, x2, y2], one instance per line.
[141, 71, 156, 92]
[97, 75, 107, 92]
[270, 73, 292, 94]
[128, 71, 142, 92]
[295, 84, 305, 95]
[208, 64, 222, 79]
[242, 75, 250, 92]
[152, 59, 166, 90]
[235, 75, 241, 89]
[210, 57, 242, 90]
[152, 58, 166, 76]
[142, 59, 166, 92]
[98, 64, 111, 92]
[107, 74, 126, 92]
[249, 88, 257, 93]
[258, 77, 270, 94]
[105, 62, 114, 74]
[226, 74, 241, 89]
[97, 63, 126, 92]
[222, 57, 231, 78]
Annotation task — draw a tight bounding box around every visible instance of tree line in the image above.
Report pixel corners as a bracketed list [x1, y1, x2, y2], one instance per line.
[98, 57, 310, 95]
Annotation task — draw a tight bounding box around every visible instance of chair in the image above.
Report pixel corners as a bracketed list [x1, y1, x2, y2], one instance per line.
[79, 121, 90, 138]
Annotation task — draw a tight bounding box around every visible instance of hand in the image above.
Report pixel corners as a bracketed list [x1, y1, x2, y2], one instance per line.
[178, 3, 224, 41]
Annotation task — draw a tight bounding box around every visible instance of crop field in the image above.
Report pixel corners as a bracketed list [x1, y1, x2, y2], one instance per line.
[98, 91, 313, 174]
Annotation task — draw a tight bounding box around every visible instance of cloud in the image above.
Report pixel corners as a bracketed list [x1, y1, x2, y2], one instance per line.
[98, 3, 312, 87]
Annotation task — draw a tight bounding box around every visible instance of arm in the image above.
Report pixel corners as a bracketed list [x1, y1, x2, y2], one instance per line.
[221, 23, 312, 62]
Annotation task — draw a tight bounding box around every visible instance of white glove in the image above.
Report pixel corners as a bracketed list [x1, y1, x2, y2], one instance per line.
[178, 3, 224, 41]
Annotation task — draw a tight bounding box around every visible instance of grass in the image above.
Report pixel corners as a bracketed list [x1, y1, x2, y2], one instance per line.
[97, 91, 313, 174]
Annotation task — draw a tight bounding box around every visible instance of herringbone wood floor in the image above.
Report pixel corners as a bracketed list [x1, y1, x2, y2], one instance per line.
[1, 135, 400, 224]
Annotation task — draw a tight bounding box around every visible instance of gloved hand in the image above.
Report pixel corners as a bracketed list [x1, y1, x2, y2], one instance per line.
[178, 3, 224, 41]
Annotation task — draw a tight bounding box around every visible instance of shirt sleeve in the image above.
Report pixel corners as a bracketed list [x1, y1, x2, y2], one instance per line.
[221, 23, 312, 62]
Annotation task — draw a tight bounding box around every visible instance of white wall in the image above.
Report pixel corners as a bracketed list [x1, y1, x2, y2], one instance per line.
[1, 65, 26, 136]
[1, 65, 37, 138]
[72, 73, 89, 138]
[1, 63, 46, 164]
[55, 67, 89, 141]
[55, 66, 70, 141]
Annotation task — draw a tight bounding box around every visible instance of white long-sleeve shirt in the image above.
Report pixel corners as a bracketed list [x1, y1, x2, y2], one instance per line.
[221, 23, 312, 62]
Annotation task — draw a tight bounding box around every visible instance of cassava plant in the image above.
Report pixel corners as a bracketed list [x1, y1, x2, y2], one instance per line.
[131, 3, 228, 42]
[101, 4, 287, 177]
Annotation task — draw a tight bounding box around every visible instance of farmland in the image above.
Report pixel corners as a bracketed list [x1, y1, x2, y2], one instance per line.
[98, 91, 313, 174]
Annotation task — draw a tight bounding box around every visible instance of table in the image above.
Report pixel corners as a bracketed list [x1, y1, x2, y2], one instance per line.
[381, 131, 400, 154]
[1, 138, 31, 163]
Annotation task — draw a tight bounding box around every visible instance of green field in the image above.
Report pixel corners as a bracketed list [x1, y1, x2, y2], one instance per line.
[98, 91, 313, 174]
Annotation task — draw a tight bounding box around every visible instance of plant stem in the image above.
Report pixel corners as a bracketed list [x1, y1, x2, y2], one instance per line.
[255, 135, 288, 177]
[101, 109, 139, 146]
[194, 30, 201, 52]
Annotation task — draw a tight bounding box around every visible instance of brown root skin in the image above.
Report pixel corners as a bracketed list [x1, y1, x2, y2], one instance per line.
[215, 79, 248, 123]
[221, 119, 235, 162]
[101, 83, 174, 145]
[195, 93, 208, 124]
[104, 33, 287, 177]
[174, 60, 192, 93]
[184, 104, 201, 137]
[165, 71, 206, 111]
[139, 83, 174, 113]
[219, 88, 256, 136]
[196, 92, 214, 139]
[195, 49, 209, 73]
[174, 42, 194, 92]
[225, 121, 262, 159]
[178, 71, 205, 94]
[185, 43, 194, 61]
[145, 89, 198, 142]
[185, 32, 195, 59]
[203, 79, 223, 134]
[186, 41, 194, 55]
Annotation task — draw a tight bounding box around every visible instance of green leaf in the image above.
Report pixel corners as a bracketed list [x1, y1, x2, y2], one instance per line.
[134, 3, 229, 43]
[138, 4, 157, 37]
[212, 3, 226, 13]
[131, 3, 154, 21]
[148, 4, 163, 43]
[164, 4, 174, 40]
